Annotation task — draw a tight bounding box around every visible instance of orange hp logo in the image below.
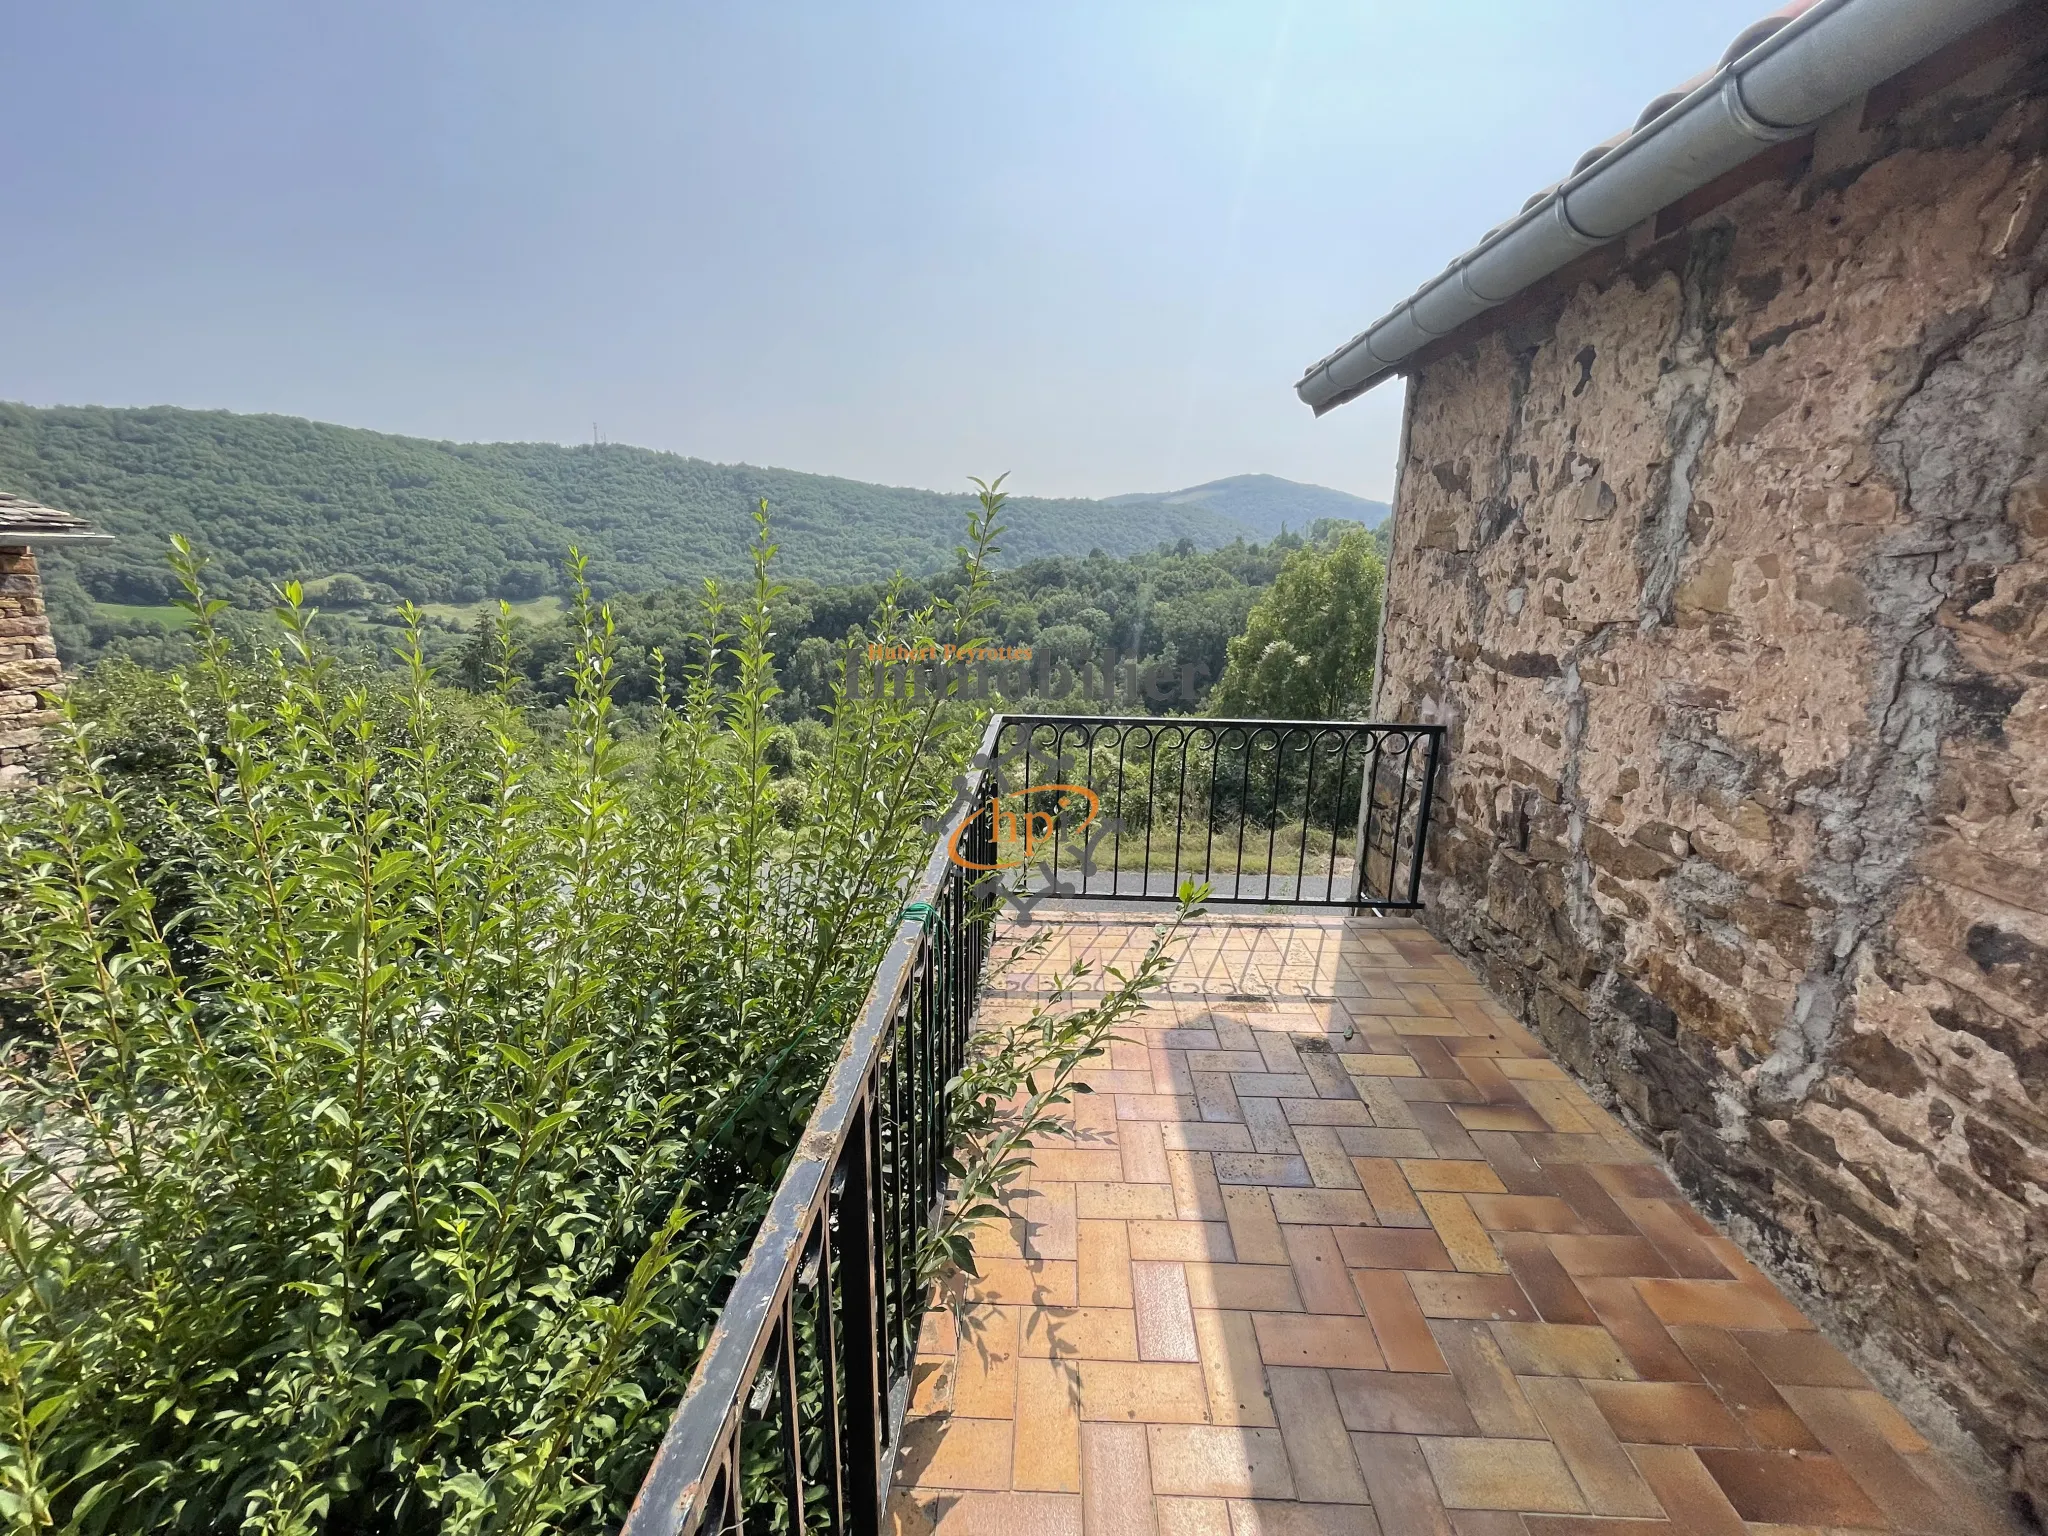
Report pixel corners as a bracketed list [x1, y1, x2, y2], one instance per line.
[948, 784, 1101, 870]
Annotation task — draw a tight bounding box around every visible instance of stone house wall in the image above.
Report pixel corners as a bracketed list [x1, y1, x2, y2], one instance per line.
[1376, 31, 2048, 1518]
[0, 545, 61, 788]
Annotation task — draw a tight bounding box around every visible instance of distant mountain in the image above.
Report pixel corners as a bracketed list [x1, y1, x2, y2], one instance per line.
[1104, 474, 1388, 538]
[0, 404, 1265, 611]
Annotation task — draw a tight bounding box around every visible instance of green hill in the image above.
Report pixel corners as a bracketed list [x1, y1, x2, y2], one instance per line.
[1104, 474, 1388, 537]
[0, 403, 1262, 611]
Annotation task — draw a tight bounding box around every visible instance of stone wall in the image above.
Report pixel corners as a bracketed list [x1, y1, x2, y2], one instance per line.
[1377, 38, 2048, 1521]
[0, 545, 61, 789]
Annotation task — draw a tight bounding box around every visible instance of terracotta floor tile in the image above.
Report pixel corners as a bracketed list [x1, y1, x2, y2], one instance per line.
[1164, 1123, 1259, 1153]
[1186, 1261, 1304, 1312]
[1494, 1059, 1570, 1083]
[1466, 1194, 1587, 1234]
[1446, 1513, 1530, 1536]
[1666, 1327, 1822, 1450]
[1334, 1226, 1457, 1272]
[1273, 1189, 1379, 1227]
[1541, 1164, 1638, 1235]
[1729, 1330, 1871, 1392]
[1016, 1357, 1084, 1492]
[1226, 1498, 1384, 1536]
[1489, 1321, 1637, 1381]
[1136, 1262, 1203, 1364]
[1192, 1308, 1275, 1427]
[1130, 1221, 1237, 1263]
[1520, 1376, 1661, 1518]
[1428, 1320, 1545, 1438]
[898, 1416, 1016, 1490]
[1417, 1191, 1509, 1274]
[1626, 1444, 1745, 1536]
[1242, 1098, 1304, 1155]
[1408, 1272, 1538, 1322]
[1036, 1149, 1132, 1183]
[1781, 1384, 1924, 1454]
[1339, 1052, 1425, 1078]
[1081, 1183, 1182, 1222]
[1637, 1280, 1807, 1333]
[1330, 1368, 1480, 1435]
[1691, 1449, 1884, 1528]
[1353, 1268, 1451, 1372]
[1283, 1225, 1364, 1315]
[925, 920, 1987, 1536]
[1215, 1153, 1315, 1187]
[1354, 1081, 1422, 1133]
[1025, 1182, 1081, 1261]
[964, 1258, 1079, 1308]
[1411, 1101, 1486, 1160]
[1582, 1380, 1746, 1447]
[1465, 1130, 1556, 1196]
[1417, 1436, 1587, 1513]
[1781, 1384, 1970, 1534]
[1279, 1096, 1372, 1126]
[1075, 1359, 1214, 1424]
[1267, 1367, 1373, 1502]
[1544, 1235, 1672, 1280]
[1337, 1126, 1439, 1159]
[1168, 1151, 1231, 1221]
[1219, 1186, 1292, 1266]
[1403, 1158, 1509, 1194]
[1356, 1157, 1432, 1227]
[1494, 1234, 1600, 1327]
[1020, 1306, 1142, 1362]
[1292, 1126, 1363, 1190]
[1146, 1426, 1296, 1499]
[911, 1358, 954, 1417]
[1252, 1312, 1386, 1370]
[953, 1306, 1021, 1418]
[1124, 1121, 1174, 1184]
[1574, 1277, 1702, 1384]
[1451, 1105, 1554, 1134]
[1351, 1433, 1458, 1536]
[888, 1488, 1085, 1536]
[1080, 1220, 1135, 1310]
[1082, 1422, 1160, 1536]
[1156, 1497, 1232, 1536]
[922, 1307, 961, 1356]
[1121, 1094, 1208, 1122]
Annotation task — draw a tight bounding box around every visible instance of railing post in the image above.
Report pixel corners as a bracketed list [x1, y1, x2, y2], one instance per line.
[1407, 727, 1443, 907]
[838, 1096, 884, 1535]
[1348, 729, 1378, 907]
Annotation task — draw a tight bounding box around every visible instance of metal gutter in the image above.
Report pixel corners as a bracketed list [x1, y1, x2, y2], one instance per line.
[1296, 0, 2025, 415]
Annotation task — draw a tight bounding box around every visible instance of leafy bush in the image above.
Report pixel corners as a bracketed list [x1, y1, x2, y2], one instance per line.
[0, 497, 1003, 1533]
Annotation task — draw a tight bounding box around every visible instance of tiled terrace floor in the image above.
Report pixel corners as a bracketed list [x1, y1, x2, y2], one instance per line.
[889, 912, 2016, 1536]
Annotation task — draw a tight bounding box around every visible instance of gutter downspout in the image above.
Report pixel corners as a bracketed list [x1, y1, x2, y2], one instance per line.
[1296, 0, 2023, 414]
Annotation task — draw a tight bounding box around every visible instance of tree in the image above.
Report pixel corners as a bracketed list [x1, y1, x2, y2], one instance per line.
[1211, 525, 1383, 719]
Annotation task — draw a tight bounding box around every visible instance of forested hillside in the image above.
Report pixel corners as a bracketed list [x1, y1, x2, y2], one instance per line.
[0, 403, 1260, 615]
[1103, 473, 1387, 537]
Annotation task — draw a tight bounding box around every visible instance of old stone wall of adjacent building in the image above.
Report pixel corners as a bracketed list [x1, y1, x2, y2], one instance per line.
[1378, 43, 2048, 1520]
[0, 546, 61, 788]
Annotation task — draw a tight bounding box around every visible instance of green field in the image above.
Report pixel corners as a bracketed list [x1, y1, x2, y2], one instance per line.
[91, 602, 194, 629]
[416, 594, 564, 627]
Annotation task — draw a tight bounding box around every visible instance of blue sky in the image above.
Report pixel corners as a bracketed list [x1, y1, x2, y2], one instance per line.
[6, 2, 1768, 502]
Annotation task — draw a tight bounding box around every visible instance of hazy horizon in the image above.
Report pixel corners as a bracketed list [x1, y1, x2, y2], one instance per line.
[6, 2, 1769, 503]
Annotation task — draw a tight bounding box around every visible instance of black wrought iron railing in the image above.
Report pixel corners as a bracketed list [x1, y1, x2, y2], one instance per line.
[622, 721, 1001, 1536]
[622, 713, 1443, 1536]
[989, 715, 1444, 909]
